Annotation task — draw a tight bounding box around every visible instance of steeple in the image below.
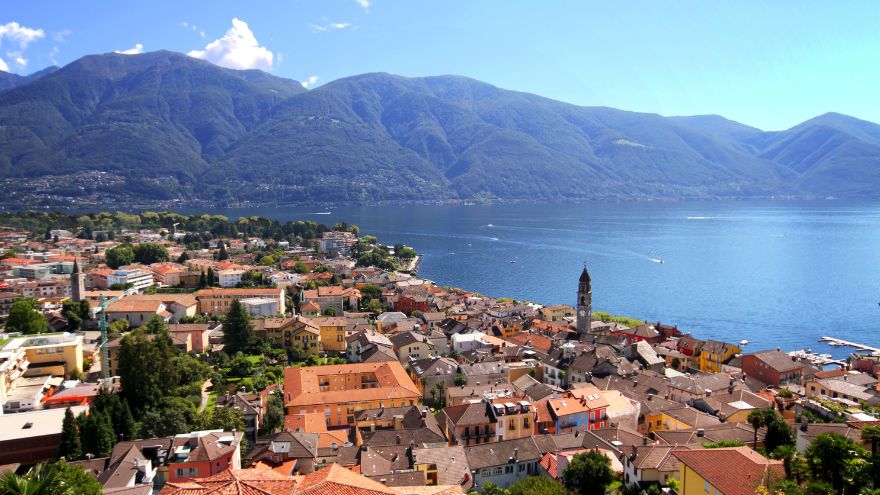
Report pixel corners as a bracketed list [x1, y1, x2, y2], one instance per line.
[71, 257, 86, 302]
[576, 263, 592, 337]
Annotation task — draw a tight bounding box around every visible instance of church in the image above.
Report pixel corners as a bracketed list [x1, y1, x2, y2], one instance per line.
[576, 264, 592, 337]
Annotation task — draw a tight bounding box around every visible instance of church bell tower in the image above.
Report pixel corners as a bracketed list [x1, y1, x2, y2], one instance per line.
[576, 264, 592, 336]
[71, 258, 86, 302]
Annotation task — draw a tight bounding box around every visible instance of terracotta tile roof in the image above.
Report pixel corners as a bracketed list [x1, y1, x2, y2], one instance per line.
[294, 463, 400, 495]
[284, 362, 420, 408]
[672, 447, 784, 495]
[196, 288, 282, 296]
[105, 300, 163, 313]
[539, 452, 559, 478]
[158, 464, 297, 494]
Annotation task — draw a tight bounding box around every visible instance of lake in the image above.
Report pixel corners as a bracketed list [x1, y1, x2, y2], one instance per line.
[212, 201, 880, 357]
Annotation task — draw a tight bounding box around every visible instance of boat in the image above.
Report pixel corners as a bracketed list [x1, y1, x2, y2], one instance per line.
[448, 252, 455, 256]
[739, 339, 749, 346]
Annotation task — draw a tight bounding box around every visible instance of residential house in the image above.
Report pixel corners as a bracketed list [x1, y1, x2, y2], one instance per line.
[301, 286, 345, 314]
[487, 398, 532, 441]
[805, 377, 879, 406]
[673, 447, 783, 495]
[539, 304, 574, 322]
[390, 331, 435, 363]
[347, 330, 394, 363]
[697, 340, 741, 373]
[440, 402, 497, 446]
[283, 361, 421, 427]
[741, 349, 807, 387]
[465, 437, 542, 490]
[167, 430, 243, 483]
[307, 316, 347, 353]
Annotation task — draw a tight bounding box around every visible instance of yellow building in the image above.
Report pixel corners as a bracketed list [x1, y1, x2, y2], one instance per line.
[673, 447, 782, 495]
[697, 340, 741, 373]
[3, 333, 84, 377]
[644, 406, 721, 434]
[255, 317, 322, 357]
[488, 398, 533, 441]
[539, 304, 573, 322]
[306, 316, 347, 353]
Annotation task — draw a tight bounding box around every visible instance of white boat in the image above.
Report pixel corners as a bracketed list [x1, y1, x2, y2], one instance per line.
[739, 339, 749, 346]
[448, 252, 455, 256]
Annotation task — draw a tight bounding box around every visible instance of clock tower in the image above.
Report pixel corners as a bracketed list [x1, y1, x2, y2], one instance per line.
[576, 264, 592, 336]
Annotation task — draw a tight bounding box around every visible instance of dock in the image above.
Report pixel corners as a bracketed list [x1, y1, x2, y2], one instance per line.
[788, 349, 847, 368]
[819, 336, 880, 354]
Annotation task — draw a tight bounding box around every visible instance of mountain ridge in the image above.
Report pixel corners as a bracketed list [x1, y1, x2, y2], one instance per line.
[0, 50, 877, 207]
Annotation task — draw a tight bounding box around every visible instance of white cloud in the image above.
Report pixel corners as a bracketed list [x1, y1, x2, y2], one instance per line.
[49, 46, 59, 65]
[180, 22, 206, 38]
[0, 21, 45, 49]
[188, 18, 273, 70]
[52, 29, 71, 43]
[14, 55, 26, 67]
[301, 76, 318, 89]
[115, 43, 144, 55]
[355, 0, 370, 10]
[0, 57, 8, 72]
[309, 22, 351, 33]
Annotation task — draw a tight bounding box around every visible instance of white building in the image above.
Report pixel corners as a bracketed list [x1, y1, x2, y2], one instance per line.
[240, 297, 280, 317]
[107, 267, 154, 292]
[218, 269, 246, 288]
[452, 331, 492, 354]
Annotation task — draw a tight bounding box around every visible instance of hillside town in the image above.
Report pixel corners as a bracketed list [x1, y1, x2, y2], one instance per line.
[1, 212, 879, 495]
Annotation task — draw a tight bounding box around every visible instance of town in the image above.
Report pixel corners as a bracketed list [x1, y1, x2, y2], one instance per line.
[0, 210, 878, 495]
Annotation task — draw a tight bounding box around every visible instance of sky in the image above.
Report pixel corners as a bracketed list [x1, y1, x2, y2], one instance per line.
[1, 1, 878, 130]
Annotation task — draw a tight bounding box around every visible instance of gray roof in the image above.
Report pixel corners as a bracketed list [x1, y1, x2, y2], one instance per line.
[464, 437, 542, 469]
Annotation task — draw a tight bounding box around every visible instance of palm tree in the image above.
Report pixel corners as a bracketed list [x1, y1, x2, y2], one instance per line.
[0, 463, 61, 495]
[861, 425, 880, 455]
[748, 409, 767, 448]
[772, 445, 797, 480]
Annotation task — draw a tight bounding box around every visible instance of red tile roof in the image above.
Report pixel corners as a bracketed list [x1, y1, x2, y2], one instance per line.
[672, 447, 784, 495]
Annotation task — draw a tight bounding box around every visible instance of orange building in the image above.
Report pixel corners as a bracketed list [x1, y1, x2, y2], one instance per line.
[283, 362, 421, 427]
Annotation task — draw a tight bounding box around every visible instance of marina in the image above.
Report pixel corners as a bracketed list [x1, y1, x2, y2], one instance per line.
[819, 337, 880, 355]
[788, 349, 847, 368]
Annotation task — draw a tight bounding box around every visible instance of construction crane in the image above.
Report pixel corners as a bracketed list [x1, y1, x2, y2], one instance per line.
[94, 288, 137, 380]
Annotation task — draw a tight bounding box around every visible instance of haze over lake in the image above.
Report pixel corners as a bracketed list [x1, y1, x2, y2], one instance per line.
[212, 201, 880, 356]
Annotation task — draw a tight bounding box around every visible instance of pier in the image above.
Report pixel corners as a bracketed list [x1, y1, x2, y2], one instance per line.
[819, 336, 880, 354]
[788, 349, 847, 368]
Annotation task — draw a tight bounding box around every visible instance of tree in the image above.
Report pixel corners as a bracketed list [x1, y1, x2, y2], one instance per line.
[0, 462, 61, 495]
[805, 432, 866, 493]
[79, 410, 114, 458]
[507, 475, 566, 495]
[748, 408, 770, 448]
[118, 329, 166, 415]
[6, 297, 49, 334]
[260, 393, 284, 435]
[133, 243, 169, 265]
[177, 251, 190, 264]
[218, 242, 229, 261]
[764, 414, 794, 453]
[50, 461, 102, 495]
[561, 450, 615, 495]
[105, 245, 134, 269]
[323, 307, 337, 316]
[223, 301, 256, 354]
[58, 408, 81, 461]
[862, 425, 880, 456]
[479, 483, 509, 495]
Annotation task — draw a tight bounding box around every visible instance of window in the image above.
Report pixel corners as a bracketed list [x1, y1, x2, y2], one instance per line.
[704, 481, 710, 493]
[518, 463, 525, 472]
[505, 465, 513, 474]
[523, 418, 529, 429]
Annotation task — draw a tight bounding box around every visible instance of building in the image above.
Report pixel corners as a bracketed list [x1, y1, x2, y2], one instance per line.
[196, 288, 286, 315]
[547, 392, 608, 433]
[487, 398, 532, 441]
[390, 331, 434, 363]
[805, 378, 879, 406]
[167, 430, 243, 483]
[300, 286, 347, 315]
[308, 317, 347, 353]
[0, 406, 89, 465]
[240, 297, 280, 317]
[540, 304, 574, 322]
[440, 402, 497, 447]
[576, 265, 592, 336]
[283, 361, 421, 427]
[2, 333, 84, 377]
[465, 437, 542, 490]
[741, 349, 807, 387]
[697, 340, 741, 373]
[71, 259, 85, 302]
[218, 269, 245, 288]
[168, 323, 218, 353]
[105, 299, 173, 326]
[320, 231, 357, 258]
[107, 267, 155, 292]
[673, 447, 783, 495]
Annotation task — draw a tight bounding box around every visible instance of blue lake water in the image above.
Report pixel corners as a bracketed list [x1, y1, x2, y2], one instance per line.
[214, 201, 880, 357]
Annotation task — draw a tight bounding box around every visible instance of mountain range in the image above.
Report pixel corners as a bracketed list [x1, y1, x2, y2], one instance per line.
[1, 50, 878, 207]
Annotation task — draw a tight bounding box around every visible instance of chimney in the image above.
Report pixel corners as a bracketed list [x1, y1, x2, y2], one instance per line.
[696, 428, 705, 437]
[513, 448, 518, 460]
[395, 434, 401, 445]
[642, 436, 648, 446]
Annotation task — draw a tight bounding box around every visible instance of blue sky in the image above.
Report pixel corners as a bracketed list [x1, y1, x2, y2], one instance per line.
[2, 1, 878, 130]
